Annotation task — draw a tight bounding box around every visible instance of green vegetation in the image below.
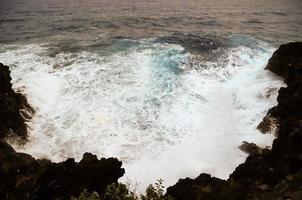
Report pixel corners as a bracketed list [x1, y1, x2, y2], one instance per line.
[71, 179, 174, 200]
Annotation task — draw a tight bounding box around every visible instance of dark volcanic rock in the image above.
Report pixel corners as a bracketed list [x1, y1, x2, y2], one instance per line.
[239, 141, 268, 156]
[0, 63, 33, 140]
[0, 142, 125, 200]
[0, 62, 125, 200]
[167, 42, 302, 199]
[266, 42, 302, 80]
[257, 114, 279, 134]
[166, 174, 244, 200]
[34, 153, 124, 200]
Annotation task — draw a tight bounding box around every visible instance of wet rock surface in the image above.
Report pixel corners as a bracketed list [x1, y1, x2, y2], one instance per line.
[166, 42, 302, 200]
[257, 114, 279, 134]
[0, 63, 125, 200]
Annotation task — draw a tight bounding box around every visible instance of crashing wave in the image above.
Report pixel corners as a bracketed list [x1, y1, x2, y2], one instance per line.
[0, 36, 284, 190]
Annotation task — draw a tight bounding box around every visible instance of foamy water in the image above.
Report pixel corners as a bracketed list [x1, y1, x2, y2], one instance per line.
[0, 38, 284, 190]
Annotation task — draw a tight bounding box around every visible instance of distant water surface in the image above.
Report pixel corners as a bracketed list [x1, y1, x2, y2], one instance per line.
[0, 0, 301, 46]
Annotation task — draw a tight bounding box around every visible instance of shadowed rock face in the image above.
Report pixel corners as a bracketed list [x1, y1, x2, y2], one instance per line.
[266, 42, 302, 80]
[0, 63, 33, 140]
[0, 63, 125, 200]
[167, 42, 302, 200]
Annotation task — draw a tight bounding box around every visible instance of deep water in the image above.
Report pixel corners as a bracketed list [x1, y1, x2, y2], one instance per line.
[0, 0, 301, 191]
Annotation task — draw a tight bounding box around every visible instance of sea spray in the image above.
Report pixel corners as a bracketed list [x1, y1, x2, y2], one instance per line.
[0, 38, 284, 191]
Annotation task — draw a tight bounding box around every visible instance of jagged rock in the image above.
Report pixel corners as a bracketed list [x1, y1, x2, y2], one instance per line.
[266, 42, 302, 81]
[0, 62, 125, 200]
[0, 141, 125, 200]
[239, 141, 267, 156]
[257, 114, 279, 134]
[166, 173, 244, 200]
[0, 63, 34, 141]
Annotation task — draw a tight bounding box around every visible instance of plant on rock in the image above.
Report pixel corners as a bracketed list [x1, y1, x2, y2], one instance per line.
[71, 179, 174, 200]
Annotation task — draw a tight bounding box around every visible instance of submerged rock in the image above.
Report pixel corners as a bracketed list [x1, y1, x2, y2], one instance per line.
[155, 34, 227, 55]
[167, 42, 302, 199]
[0, 62, 125, 199]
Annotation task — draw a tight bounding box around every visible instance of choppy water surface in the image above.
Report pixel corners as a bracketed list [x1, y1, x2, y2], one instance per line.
[0, 0, 301, 191]
[1, 0, 302, 44]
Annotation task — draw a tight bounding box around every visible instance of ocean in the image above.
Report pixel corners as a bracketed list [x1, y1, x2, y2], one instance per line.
[0, 0, 301, 191]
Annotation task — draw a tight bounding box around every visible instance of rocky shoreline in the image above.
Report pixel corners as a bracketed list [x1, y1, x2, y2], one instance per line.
[166, 42, 302, 200]
[0, 63, 125, 199]
[0, 42, 301, 199]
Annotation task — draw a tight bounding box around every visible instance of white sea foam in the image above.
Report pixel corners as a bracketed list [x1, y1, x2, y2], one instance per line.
[0, 40, 284, 191]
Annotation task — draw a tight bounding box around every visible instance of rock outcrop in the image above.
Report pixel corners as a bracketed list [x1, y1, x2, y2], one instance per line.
[0, 63, 125, 200]
[166, 42, 302, 200]
[0, 63, 33, 141]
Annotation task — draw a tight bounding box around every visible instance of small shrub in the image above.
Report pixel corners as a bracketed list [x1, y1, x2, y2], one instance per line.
[71, 189, 101, 200]
[71, 179, 174, 200]
[104, 182, 138, 200]
[141, 179, 168, 200]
